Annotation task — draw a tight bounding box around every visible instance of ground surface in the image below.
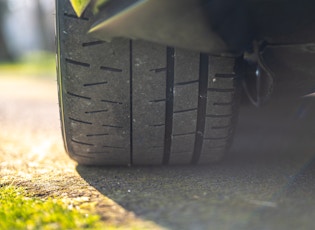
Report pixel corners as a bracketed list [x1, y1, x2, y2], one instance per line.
[1, 74, 315, 230]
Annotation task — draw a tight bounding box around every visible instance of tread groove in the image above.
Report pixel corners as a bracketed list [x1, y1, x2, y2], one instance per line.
[71, 138, 93, 146]
[67, 91, 91, 100]
[87, 151, 110, 154]
[149, 99, 166, 103]
[86, 133, 109, 137]
[85, 109, 108, 114]
[173, 132, 196, 137]
[65, 58, 90, 67]
[175, 80, 199, 86]
[100, 66, 123, 72]
[149, 124, 165, 127]
[82, 41, 105, 47]
[163, 47, 175, 164]
[101, 99, 123, 105]
[84, 81, 108, 87]
[102, 124, 123, 129]
[192, 53, 209, 164]
[69, 117, 92, 125]
[150, 67, 167, 73]
[173, 108, 198, 114]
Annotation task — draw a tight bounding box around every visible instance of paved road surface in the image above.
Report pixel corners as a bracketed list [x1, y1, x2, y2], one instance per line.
[1, 76, 315, 230]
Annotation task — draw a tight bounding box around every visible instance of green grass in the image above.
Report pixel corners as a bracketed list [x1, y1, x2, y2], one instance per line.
[0, 185, 105, 230]
[0, 52, 55, 78]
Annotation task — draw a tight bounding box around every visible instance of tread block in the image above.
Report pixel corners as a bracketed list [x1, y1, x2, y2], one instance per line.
[170, 135, 195, 164]
[172, 111, 197, 135]
[173, 84, 199, 111]
[174, 49, 199, 83]
[132, 41, 167, 165]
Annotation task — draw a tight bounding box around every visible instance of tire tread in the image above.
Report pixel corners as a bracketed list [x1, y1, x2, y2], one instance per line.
[56, 1, 240, 165]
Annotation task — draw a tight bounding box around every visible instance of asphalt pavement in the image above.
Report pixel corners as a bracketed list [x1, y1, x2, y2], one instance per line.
[1, 75, 315, 230]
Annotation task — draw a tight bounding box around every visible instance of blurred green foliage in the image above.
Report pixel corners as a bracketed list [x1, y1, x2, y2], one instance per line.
[0, 51, 55, 78]
[70, 0, 92, 17]
[70, 0, 110, 16]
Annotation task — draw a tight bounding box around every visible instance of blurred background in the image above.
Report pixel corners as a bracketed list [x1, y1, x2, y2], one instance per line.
[0, 0, 55, 77]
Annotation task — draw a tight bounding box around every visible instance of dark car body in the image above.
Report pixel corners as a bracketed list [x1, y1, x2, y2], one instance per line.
[70, 0, 315, 100]
[71, 0, 315, 54]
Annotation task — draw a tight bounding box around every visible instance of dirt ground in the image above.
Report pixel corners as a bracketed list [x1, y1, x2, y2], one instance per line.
[1, 75, 315, 230]
[0, 77, 161, 229]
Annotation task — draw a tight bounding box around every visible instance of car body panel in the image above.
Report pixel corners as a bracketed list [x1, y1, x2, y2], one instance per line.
[69, 0, 315, 55]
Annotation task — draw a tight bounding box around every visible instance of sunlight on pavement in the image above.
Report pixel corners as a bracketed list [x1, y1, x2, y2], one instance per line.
[0, 76, 163, 229]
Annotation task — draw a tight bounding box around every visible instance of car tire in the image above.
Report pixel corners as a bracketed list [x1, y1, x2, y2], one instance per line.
[56, 1, 241, 165]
